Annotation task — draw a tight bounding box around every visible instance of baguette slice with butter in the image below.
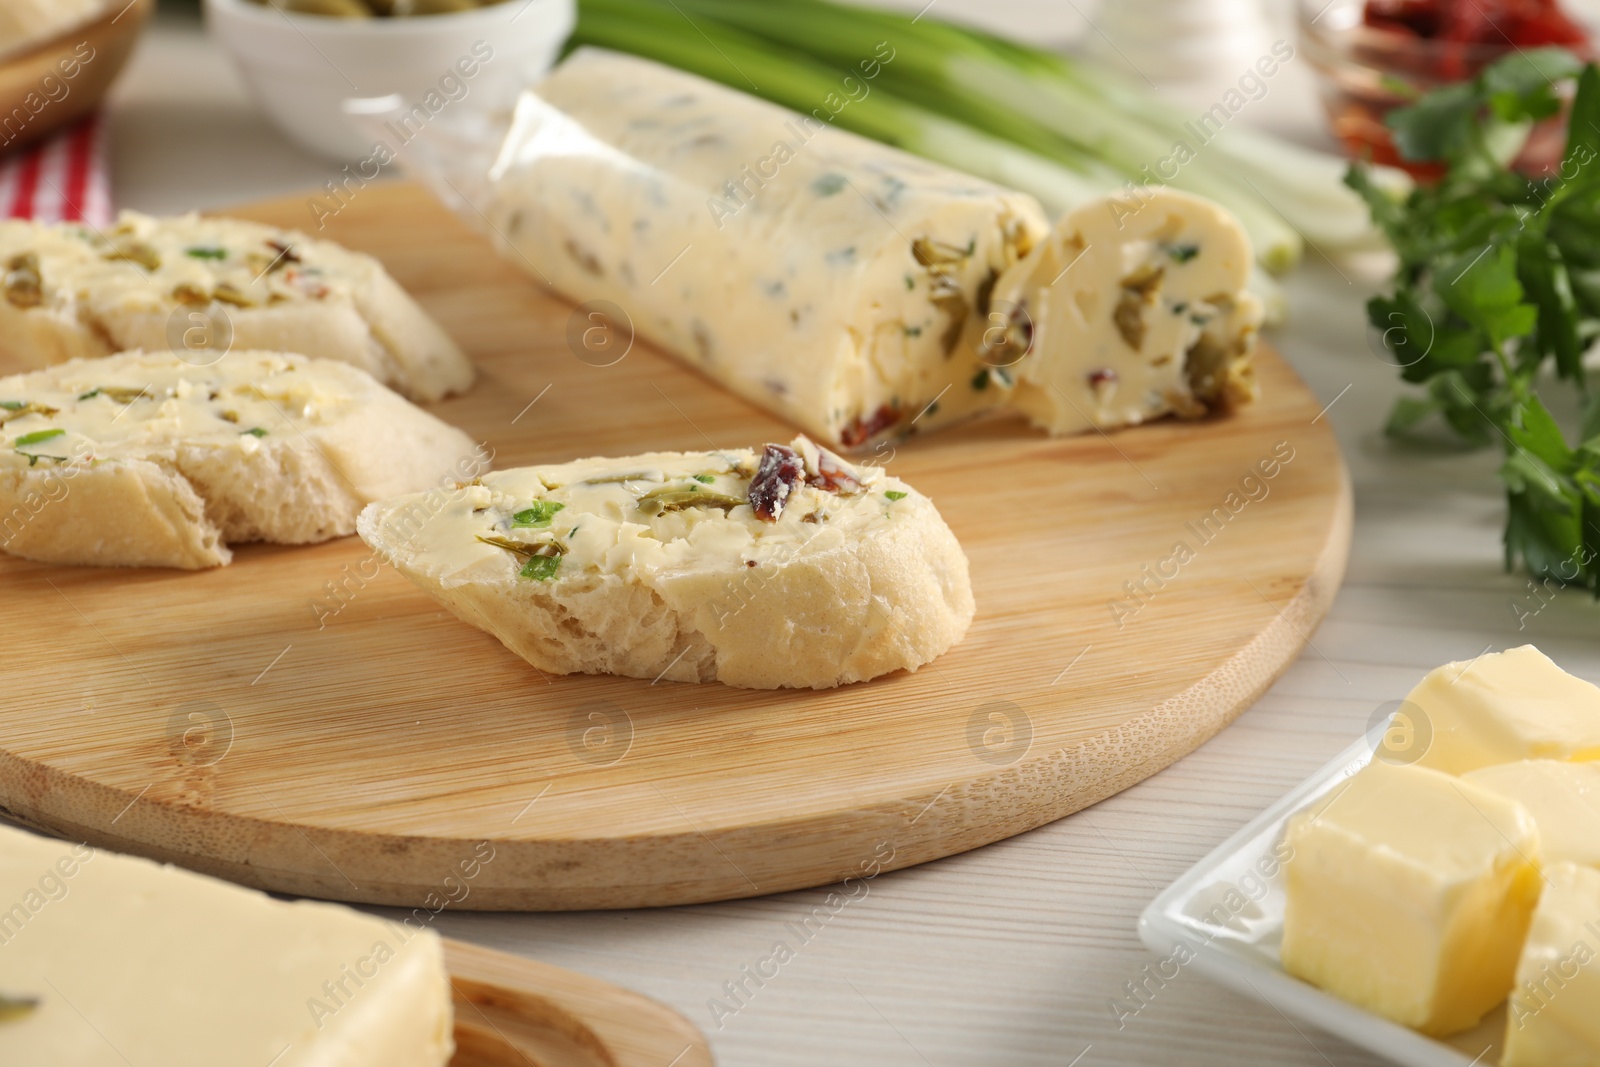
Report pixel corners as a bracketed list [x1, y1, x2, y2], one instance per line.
[358, 437, 974, 689]
[0, 350, 486, 569]
[0, 211, 474, 402]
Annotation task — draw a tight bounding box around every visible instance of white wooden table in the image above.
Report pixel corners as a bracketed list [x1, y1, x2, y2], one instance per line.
[97, 7, 1597, 1065]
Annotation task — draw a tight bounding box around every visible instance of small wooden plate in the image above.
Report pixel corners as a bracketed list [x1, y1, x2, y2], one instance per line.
[0, 0, 153, 154]
[446, 939, 712, 1067]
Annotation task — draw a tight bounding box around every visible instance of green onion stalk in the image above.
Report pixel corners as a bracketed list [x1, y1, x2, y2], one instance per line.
[574, 0, 1405, 279]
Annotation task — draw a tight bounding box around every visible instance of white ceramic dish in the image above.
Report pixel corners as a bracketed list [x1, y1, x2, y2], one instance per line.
[1138, 736, 1510, 1067]
[203, 0, 573, 160]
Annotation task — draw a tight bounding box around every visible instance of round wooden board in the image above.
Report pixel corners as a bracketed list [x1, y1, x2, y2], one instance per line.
[0, 183, 1351, 910]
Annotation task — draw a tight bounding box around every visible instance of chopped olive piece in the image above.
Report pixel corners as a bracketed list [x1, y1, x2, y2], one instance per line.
[639, 486, 747, 511]
[1114, 265, 1165, 351]
[172, 282, 211, 305]
[579, 469, 664, 486]
[911, 237, 975, 267]
[103, 241, 161, 271]
[0, 400, 57, 425]
[0, 994, 38, 1022]
[212, 282, 257, 308]
[4, 252, 42, 308]
[477, 534, 567, 558]
[86, 386, 152, 404]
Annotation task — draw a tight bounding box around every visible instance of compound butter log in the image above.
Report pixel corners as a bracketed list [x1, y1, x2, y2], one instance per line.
[484, 47, 1047, 451]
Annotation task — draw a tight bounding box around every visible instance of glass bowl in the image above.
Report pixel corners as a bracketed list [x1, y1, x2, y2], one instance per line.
[1298, 0, 1592, 177]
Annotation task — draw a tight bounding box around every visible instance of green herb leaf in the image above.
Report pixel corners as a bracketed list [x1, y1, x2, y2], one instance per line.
[0, 400, 24, 411]
[884, 490, 907, 501]
[812, 173, 846, 196]
[1435, 244, 1538, 348]
[1356, 49, 1600, 594]
[242, 427, 268, 438]
[692, 473, 716, 483]
[185, 246, 228, 260]
[511, 501, 566, 527]
[520, 554, 561, 581]
[14, 428, 63, 447]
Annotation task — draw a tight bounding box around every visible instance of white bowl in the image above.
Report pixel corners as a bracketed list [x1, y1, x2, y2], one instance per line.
[203, 0, 574, 161]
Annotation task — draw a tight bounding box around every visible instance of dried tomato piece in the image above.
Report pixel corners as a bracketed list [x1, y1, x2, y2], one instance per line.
[805, 445, 864, 494]
[748, 443, 805, 522]
[838, 404, 901, 448]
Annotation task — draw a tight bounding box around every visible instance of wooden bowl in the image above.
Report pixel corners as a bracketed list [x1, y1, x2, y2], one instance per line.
[0, 0, 155, 155]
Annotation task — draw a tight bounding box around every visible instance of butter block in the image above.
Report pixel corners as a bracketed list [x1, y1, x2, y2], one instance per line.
[1504, 863, 1600, 1067]
[1280, 760, 1543, 1036]
[0, 825, 453, 1067]
[1466, 760, 1600, 870]
[1383, 645, 1600, 774]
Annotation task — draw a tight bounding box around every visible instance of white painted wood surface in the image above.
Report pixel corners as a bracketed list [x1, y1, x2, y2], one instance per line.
[80, 6, 1598, 1065]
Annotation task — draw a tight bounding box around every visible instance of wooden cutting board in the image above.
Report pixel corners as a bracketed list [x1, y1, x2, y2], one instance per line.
[0, 182, 1351, 910]
[445, 939, 711, 1067]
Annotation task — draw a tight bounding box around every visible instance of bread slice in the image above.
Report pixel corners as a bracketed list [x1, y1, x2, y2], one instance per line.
[358, 436, 974, 689]
[0, 350, 487, 569]
[0, 211, 474, 402]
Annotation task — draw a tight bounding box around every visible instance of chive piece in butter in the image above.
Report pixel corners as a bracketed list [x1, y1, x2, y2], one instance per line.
[521, 554, 561, 581]
[885, 490, 907, 501]
[14, 428, 63, 447]
[812, 173, 846, 196]
[242, 427, 268, 438]
[512, 501, 566, 528]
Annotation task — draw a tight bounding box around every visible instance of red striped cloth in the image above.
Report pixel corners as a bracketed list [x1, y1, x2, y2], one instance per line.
[0, 114, 110, 226]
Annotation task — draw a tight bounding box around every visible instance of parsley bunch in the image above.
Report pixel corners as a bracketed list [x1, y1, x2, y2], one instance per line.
[1350, 49, 1600, 593]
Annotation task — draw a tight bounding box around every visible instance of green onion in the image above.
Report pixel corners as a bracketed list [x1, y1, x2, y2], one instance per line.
[14, 429, 63, 447]
[185, 246, 228, 261]
[520, 554, 561, 581]
[0, 400, 24, 411]
[692, 473, 716, 483]
[572, 0, 1398, 273]
[885, 489, 907, 501]
[512, 501, 566, 527]
[242, 427, 268, 438]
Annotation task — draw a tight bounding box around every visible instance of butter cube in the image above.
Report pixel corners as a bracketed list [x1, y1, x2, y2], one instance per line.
[0, 825, 454, 1067]
[1383, 645, 1600, 774]
[1466, 760, 1600, 870]
[1281, 760, 1543, 1036]
[1504, 863, 1600, 1067]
